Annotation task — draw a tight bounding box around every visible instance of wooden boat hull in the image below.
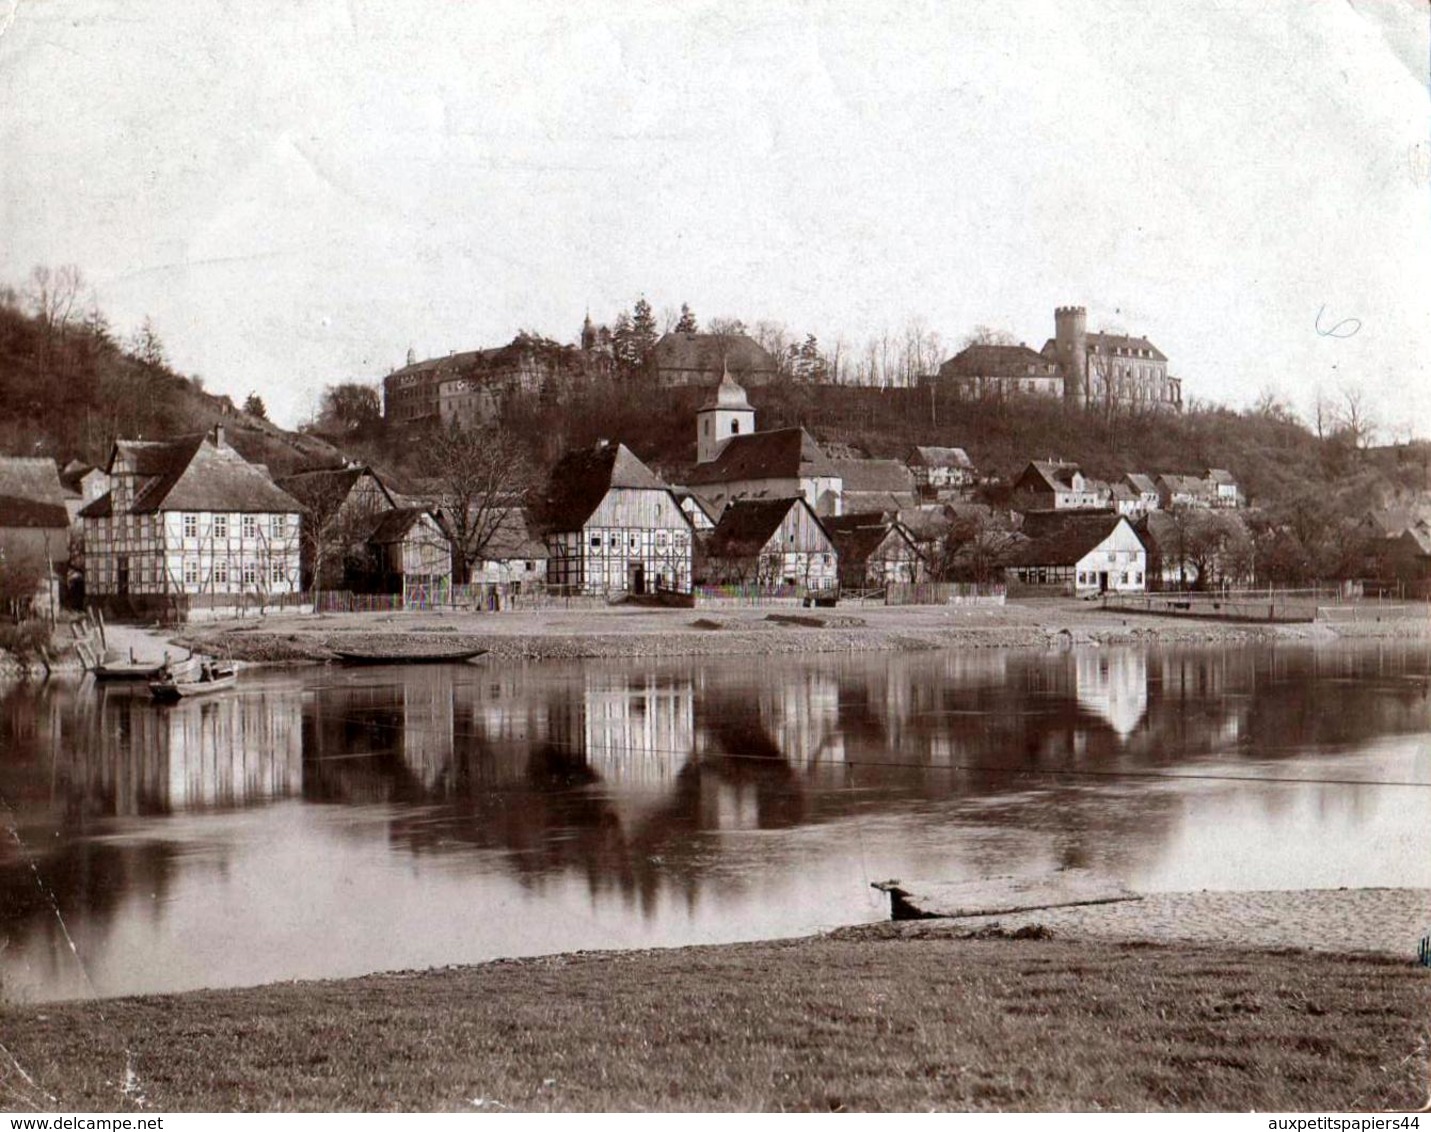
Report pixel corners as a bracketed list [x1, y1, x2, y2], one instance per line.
[149, 664, 237, 702]
[94, 663, 167, 682]
[332, 649, 487, 665]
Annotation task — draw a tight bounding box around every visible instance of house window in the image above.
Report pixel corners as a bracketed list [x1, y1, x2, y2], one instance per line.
[213, 514, 229, 539]
[183, 559, 199, 585]
[243, 561, 258, 585]
[590, 534, 601, 548]
[731, 420, 740, 435]
[182, 514, 198, 539]
[629, 534, 638, 549]
[213, 559, 229, 585]
[656, 531, 668, 546]
[270, 515, 287, 538]
[524, 560, 534, 572]
[242, 515, 258, 539]
[271, 560, 286, 584]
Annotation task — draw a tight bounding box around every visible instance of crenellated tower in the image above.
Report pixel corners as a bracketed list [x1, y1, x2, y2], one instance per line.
[1053, 305, 1087, 404]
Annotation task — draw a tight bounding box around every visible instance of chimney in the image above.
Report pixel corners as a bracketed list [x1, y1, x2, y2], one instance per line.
[212, 424, 226, 448]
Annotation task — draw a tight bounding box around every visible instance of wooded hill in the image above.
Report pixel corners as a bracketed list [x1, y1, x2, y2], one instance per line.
[0, 284, 341, 477]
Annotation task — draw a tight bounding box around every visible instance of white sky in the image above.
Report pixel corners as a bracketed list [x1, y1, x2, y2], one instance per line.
[2, 0, 1428, 432]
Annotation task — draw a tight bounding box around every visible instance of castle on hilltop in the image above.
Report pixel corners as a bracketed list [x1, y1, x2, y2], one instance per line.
[932, 306, 1183, 411]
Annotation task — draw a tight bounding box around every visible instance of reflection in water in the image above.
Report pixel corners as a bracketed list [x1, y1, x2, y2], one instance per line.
[1, 641, 1429, 1001]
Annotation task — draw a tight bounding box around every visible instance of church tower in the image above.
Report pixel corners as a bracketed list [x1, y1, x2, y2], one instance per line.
[695, 365, 756, 464]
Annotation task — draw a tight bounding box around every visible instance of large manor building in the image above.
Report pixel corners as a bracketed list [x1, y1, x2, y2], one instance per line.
[933, 305, 1183, 411]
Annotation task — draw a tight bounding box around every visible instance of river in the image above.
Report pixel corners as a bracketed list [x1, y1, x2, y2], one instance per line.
[1, 640, 1428, 1001]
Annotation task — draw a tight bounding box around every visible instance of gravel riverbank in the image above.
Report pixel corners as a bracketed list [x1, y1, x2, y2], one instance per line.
[168, 600, 1392, 665]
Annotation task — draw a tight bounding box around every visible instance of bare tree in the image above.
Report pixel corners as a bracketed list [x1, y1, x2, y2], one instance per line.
[423, 426, 533, 583]
[1338, 384, 1377, 453]
[960, 325, 1019, 349]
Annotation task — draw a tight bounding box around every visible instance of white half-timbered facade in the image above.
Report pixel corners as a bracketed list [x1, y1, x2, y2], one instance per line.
[538, 441, 693, 595]
[701, 496, 839, 591]
[79, 426, 302, 615]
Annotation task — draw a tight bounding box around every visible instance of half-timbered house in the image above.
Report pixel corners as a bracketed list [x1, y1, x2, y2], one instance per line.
[822, 514, 924, 588]
[1007, 512, 1146, 595]
[537, 441, 692, 595]
[0, 457, 71, 613]
[78, 426, 303, 616]
[700, 497, 838, 591]
[275, 464, 399, 588]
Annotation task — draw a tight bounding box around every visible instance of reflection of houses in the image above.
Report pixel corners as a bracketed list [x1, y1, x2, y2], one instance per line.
[1075, 649, 1149, 738]
[0, 457, 70, 612]
[78, 426, 302, 616]
[64, 686, 305, 813]
[582, 672, 693, 790]
[700, 497, 838, 591]
[823, 514, 923, 588]
[538, 441, 693, 595]
[1008, 512, 1146, 594]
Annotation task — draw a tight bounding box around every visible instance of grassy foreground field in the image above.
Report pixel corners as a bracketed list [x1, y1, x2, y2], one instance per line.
[2, 931, 1427, 1112]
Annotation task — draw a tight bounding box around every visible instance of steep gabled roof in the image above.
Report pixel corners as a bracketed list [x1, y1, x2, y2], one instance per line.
[1124, 473, 1158, 495]
[939, 344, 1058, 379]
[365, 506, 444, 545]
[705, 497, 813, 559]
[538, 442, 672, 532]
[830, 458, 916, 495]
[0, 458, 70, 529]
[275, 465, 397, 515]
[685, 427, 837, 486]
[1017, 460, 1083, 493]
[479, 508, 548, 561]
[823, 514, 915, 568]
[907, 446, 975, 470]
[97, 435, 301, 515]
[652, 332, 778, 376]
[1205, 468, 1237, 485]
[1012, 512, 1134, 567]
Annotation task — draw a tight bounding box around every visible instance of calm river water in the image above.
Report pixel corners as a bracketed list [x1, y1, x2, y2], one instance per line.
[2, 641, 1429, 1001]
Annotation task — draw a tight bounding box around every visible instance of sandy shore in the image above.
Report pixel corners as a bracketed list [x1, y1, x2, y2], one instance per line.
[860, 886, 1431, 958]
[167, 598, 1419, 665]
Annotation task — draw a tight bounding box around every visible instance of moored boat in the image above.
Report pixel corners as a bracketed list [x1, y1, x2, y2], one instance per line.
[149, 659, 238, 701]
[331, 648, 487, 665]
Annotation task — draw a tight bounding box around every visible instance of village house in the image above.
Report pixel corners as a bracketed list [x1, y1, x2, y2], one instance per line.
[58, 459, 109, 523]
[78, 426, 303, 617]
[1123, 473, 1162, 514]
[1205, 468, 1242, 508]
[906, 446, 979, 495]
[1007, 511, 1147, 595]
[465, 507, 549, 592]
[672, 489, 719, 532]
[831, 458, 920, 516]
[822, 514, 923, 588]
[357, 506, 451, 595]
[0, 457, 71, 614]
[1010, 460, 1109, 512]
[537, 441, 693, 595]
[652, 331, 779, 388]
[1156, 473, 1218, 511]
[275, 464, 399, 589]
[699, 497, 839, 592]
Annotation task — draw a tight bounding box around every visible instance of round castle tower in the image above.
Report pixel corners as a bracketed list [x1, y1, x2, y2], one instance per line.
[1053, 305, 1087, 404]
[695, 365, 755, 464]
